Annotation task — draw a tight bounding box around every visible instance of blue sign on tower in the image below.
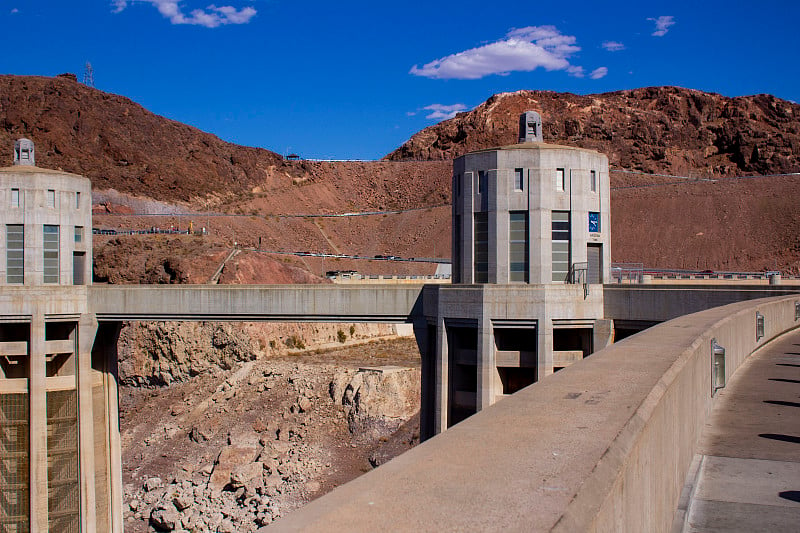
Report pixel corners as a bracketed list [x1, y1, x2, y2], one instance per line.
[588, 212, 600, 233]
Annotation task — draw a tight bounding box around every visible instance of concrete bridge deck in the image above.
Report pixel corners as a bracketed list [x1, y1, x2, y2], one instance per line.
[86, 283, 800, 324]
[681, 329, 800, 532]
[87, 284, 425, 322]
[268, 295, 800, 532]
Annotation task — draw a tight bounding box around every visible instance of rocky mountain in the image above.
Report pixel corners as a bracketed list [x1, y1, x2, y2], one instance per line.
[0, 74, 450, 212]
[384, 87, 800, 274]
[386, 87, 800, 178]
[0, 74, 297, 203]
[2, 75, 798, 274]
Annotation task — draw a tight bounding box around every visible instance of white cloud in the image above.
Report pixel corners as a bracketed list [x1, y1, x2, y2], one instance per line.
[602, 41, 625, 52]
[423, 104, 467, 120]
[410, 25, 583, 80]
[590, 67, 608, 79]
[111, 1, 256, 28]
[648, 16, 675, 37]
[10, 8, 19, 13]
[566, 65, 584, 78]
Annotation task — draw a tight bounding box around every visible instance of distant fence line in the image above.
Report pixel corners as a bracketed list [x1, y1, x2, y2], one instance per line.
[610, 262, 793, 283]
[92, 169, 799, 217]
[327, 272, 452, 283]
[93, 203, 450, 219]
[609, 170, 800, 191]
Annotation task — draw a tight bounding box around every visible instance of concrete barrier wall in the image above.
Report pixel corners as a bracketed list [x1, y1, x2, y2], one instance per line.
[604, 284, 800, 323]
[88, 285, 425, 322]
[269, 295, 800, 532]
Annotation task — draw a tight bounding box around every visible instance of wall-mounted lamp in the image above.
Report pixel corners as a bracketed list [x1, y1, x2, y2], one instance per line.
[711, 338, 726, 396]
[756, 312, 765, 341]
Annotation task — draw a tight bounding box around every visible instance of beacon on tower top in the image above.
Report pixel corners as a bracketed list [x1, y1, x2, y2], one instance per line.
[13, 138, 35, 166]
[518, 111, 543, 143]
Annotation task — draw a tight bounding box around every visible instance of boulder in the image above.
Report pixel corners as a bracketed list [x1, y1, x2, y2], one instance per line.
[230, 462, 264, 495]
[208, 446, 259, 496]
[297, 395, 312, 413]
[150, 507, 179, 531]
[144, 477, 163, 492]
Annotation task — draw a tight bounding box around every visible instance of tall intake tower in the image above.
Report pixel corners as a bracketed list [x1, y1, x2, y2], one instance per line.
[0, 140, 117, 532]
[419, 114, 612, 438]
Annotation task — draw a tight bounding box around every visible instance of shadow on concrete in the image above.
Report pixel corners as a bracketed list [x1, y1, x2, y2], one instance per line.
[769, 378, 800, 384]
[776, 363, 800, 368]
[783, 352, 800, 356]
[764, 400, 800, 408]
[759, 433, 800, 444]
[779, 491, 800, 503]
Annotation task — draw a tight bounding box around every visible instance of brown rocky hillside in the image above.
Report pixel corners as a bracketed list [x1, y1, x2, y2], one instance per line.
[0, 74, 449, 212]
[2, 75, 798, 274]
[0, 74, 292, 203]
[386, 87, 800, 178]
[386, 87, 800, 274]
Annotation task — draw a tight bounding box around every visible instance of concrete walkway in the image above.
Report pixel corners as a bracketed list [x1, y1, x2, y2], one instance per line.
[685, 329, 800, 532]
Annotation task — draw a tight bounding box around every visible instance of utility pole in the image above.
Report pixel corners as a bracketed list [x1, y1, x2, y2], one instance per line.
[82, 62, 95, 87]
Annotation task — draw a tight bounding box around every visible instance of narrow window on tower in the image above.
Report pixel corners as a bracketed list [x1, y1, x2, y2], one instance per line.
[556, 168, 565, 192]
[43, 225, 59, 283]
[453, 214, 461, 283]
[590, 170, 597, 192]
[514, 168, 524, 191]
[6, 224, 23, 284]
[473, 213, 488, 283]
[551, 211, 571, 282]
[509, 211, 528, 282]
[478, 170, 488, 196]
[46, 189, 55, 208]
[11, 188, 19, 207]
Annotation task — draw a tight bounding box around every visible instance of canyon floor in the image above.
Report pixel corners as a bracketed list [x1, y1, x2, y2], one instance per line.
[119, 336, 421, 532]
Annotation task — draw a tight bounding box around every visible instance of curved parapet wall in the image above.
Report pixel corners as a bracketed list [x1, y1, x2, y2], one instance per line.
[269, 295, 800, 532]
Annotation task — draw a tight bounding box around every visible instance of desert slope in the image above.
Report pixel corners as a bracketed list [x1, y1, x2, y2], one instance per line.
[387, 87, 800, 179]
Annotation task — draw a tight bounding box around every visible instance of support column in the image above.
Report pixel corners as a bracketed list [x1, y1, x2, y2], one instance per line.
[28, 313, 47, 531]
[434, 316, 448, 435]
[412, 319, 433, 441]
[476, 315, 495, 411]
[593, 319, 615, 352]
[538, 317, 554, 379]
[105, 323, 124, 533]
[78, 313, 98, 533]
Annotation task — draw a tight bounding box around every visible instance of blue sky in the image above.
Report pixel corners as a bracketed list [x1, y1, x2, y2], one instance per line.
[2, 1, 799, 159]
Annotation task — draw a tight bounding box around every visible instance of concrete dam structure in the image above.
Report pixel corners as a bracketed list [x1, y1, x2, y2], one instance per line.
[0, 126, 797, 532]
[423, 109, 612, 436]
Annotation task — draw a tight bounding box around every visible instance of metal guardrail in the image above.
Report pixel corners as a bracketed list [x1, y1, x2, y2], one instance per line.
[327, 273, 452, 282]
[568, 262, 589, 298]
[642, 268, 781, 278]
[93, 227, 196, 236]
[567, 262, 587, 285]
[611, 263, 644, 284]
[611, 264, 792, 283]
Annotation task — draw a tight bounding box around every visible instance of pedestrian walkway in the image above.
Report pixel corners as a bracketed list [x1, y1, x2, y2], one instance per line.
[683, 329, 800, 531]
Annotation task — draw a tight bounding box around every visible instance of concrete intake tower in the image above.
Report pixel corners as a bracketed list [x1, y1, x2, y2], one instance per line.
[0, 140, 112, 533]
[418, 112, 612, 436]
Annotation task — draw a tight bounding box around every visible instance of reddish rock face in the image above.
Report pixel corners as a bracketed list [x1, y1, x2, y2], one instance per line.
[386, 87, 800, 179]
[0, 74, 286, 203]
[3, 75, 799, 275]
[383, 88, 800, 274]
